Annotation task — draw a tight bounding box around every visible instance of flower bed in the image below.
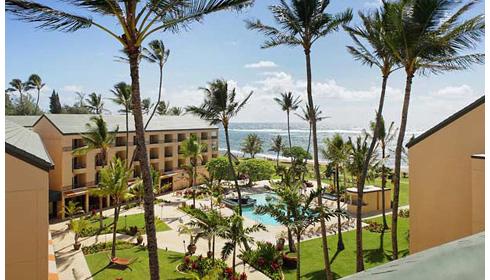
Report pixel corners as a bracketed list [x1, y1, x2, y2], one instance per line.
[363, 220, 385, 233]
[177, 255, 246, 279]
[81, 241, 136, 255]
[241, 242, 284, 280]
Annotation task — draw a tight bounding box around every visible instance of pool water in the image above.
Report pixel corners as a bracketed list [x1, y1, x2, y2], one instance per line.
[242, 193, 280, 226]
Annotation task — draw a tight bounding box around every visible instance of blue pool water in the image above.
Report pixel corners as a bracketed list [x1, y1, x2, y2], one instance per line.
[242, 193, 280, 226]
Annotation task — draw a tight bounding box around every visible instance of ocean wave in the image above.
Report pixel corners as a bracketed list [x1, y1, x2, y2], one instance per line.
[227, 128, 363, 134]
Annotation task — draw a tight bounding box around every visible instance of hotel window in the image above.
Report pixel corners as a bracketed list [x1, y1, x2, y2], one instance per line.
[178, 133, 186, 142]
[164, 161, 173, 172]
[150, 134, 159, 144]
[211, 131, 218, 139]
[201, 132, 208, 140]
[72, 138, 85, 149]
[72, 156, 86, 170]
[164, 146, 173, 157]
[150, 148, 159, 160]
[164, 134, 174, 143]
[95, 153, 104, 167]
[95, 171, 100, 184]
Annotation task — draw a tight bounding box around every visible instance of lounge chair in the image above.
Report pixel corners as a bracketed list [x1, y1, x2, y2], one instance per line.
[107, 254, 138, 267]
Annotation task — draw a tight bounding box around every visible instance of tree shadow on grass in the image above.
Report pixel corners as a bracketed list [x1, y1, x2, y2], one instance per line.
[302, 269, 342, 280]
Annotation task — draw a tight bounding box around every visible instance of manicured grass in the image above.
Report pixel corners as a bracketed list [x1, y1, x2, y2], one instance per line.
[283, 215, 410, 279]
[80, 213, 171, 236]
[85, 247, 191, 280]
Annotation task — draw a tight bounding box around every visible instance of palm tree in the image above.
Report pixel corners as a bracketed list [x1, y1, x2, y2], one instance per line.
[219, 210, 265, 275]
[6, 78, 31, 114]
[344, 3, 400, 262]
[168, 106, 184, 116]
[186, 79, 252, 216]
[75, 92, 86, 108]
[269, 135, 285, 167]
[246, 2, 352, 277]
[186, 208, 226, 262]
[369, 117, 396, 229]
[142, 98, 153, 115]
[6, 1, 253, 277]
[240, 133, 263, 158]
[98, 157, 132, 258]
[27, 74, 45, 114]
[346, 135, 377, 271]
[180, 134, 205, 208]
[384, 0, 484, 259]
[111, 82, 132, 164]
[85, 92, 105, 114]
[256, 175, 330, 280]
[142, 40, 170, 129]
[63, 200, 84, 224]
[296, 104, 327, 155]
[273, 92, 301, 148]
[321, 133, 349, 252]
[73, 115, 117, 230]
[156, 101, 170, 115]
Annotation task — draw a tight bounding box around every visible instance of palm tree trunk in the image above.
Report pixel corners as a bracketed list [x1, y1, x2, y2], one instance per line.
[99, 148, 108, 231]
[125, 107, 129, 165]
[287, 214, 296, 253]
[128, 48, 160, 280]
[232, 242, 236, 275]
[354, 73, 390, 271]
[306, 124, 312, 154]
[381, 143, 388, 229]
[146, 66, 163, 129]
[304, 48, 332, 280]
[296, 232, 301, 280]
[212, 235, 216, 262]
[224, 124, 242, 216]
[336, 166, 344, 251]
[35, 89, 40, 114]
[111, 203, 119, 258]
[392, 72, 413, 260]
[355, 179, 364, 272]
[276, 152, 280, 168]
[287, 111, 292, 148]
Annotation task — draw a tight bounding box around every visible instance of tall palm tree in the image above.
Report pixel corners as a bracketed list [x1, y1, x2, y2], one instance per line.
[346, 135, 377, 271]
[168, 106, 184, 116]
[321, 133, 349, 252]
[6, 78, 28, 105]
[6, 1, 253, 277]
[186, 208, 226, 262]
[85, 92, 105, 114]
[219, 211, 265, 275]
[269, 135, 285, 167]
[369, 117, 396, 229]
[186, 79, 253, 216]
[344, 6, 400, 241]
[273, 92, 301, 148]
[142, 40, 170, 129]
[27, 74, 45, 114]
[73, 116, 117, 230]
[296, 104, 327, 155]
[156, 101, 170, 115]
[247, 2, 352, 277]
[142, 97, 153, 115]
[98, 157, 132, 258]
[384, 0, 484, 259]
[240, 133, 263, 158]
[180, 134, 205, 208]
[111, 82, 132, 164]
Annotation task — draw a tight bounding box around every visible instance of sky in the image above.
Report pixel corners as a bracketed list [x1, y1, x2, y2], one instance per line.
[5, 0, 485, 132]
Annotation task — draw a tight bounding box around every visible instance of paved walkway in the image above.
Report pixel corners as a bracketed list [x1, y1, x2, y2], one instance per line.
[51, 181, 385, 280]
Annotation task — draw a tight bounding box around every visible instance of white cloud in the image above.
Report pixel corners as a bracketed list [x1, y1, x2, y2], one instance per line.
[62, 85, 83, 93]
[244, 61, 278, 69]
[429, 84, 475, 99]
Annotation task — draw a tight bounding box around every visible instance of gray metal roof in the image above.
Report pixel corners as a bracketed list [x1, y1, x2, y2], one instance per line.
[342, 232, 484, 280]
[39, 114, 218, 135]
[5, 120, 53, 170]
[5, 115, 42, 127]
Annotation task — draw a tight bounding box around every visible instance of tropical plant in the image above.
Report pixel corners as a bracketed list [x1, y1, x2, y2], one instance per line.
[268, 135, 285, 168]
[98, 157, 132, 258]
[219, 211, 265, 275]
[186, 208, 226, 262]
[206, 156, 234, 183]
[180, 134, 206, 208]
[111, 82, 132, 163]
[27, 74, 45, 114]
[273, 92, 301, 148]
[63, 200, 84, 223]
[186, 79, 253, 216]
[247, 2, 353, 277]
[85, 92, 105, 114]
[236, 159, 275, 187]
[71, 217, 89, 250]
[296, 105, 327, 155]
[384, 0, 484, 259]
[142, 97, 154, 115]
[240, 133, 263, 158]
[6, 1, 253, 276]
[156, 101, 170, 115]
[73, 115, 117, 230]
[200, 175, 224, 210]
[49, 90, 62, 114]
[6, 78, 29, 105]
[321, 133, 350, 251]
[142, 40, 170, 128]
[346, 134, 377, 271]
[168, 106, 184, 116]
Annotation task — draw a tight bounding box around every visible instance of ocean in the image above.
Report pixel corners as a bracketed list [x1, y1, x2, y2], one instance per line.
[218, 122, 419, 169]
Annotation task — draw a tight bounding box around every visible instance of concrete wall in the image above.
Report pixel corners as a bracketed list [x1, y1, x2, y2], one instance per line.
[6, 154, 49, 280]
[347, 189, 391, 215]
[471, 157, 484, 233]
[409, 103, 484, 253]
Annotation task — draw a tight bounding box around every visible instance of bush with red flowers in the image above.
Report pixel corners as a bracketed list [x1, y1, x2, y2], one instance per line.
[241, 242, 283, 280]
[178, 255, 227, 278]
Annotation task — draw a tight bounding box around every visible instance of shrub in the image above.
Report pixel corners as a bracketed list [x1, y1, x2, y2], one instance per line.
[206, 157, 235, 181]
[363, 220, 385, 233]
[241, 242, 283, 280]
[82, 241, 136, 255]
[237, 159, 275, 187]
[399, 209, 410, 218]
[179, 255, 229, 279]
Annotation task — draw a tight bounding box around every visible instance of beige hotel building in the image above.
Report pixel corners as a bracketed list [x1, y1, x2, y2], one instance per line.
[7, 114, 219, 220]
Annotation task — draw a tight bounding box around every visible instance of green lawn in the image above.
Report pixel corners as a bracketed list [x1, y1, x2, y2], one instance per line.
[283, 215, 410, 279]
[80, 213, 171, 236]
[86, 247, 191, 280]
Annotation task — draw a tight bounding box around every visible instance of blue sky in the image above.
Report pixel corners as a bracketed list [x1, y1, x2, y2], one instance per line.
[5, 0, 485, 131]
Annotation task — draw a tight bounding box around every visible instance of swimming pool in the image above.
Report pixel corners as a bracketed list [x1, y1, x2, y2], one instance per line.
[242, 192, 280, 226]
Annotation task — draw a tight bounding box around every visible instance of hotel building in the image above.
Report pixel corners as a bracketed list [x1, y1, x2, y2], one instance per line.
[8, 114, 219, 219]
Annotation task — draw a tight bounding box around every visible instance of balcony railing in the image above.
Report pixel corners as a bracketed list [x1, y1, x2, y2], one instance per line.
[72, 163, 86, 170]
